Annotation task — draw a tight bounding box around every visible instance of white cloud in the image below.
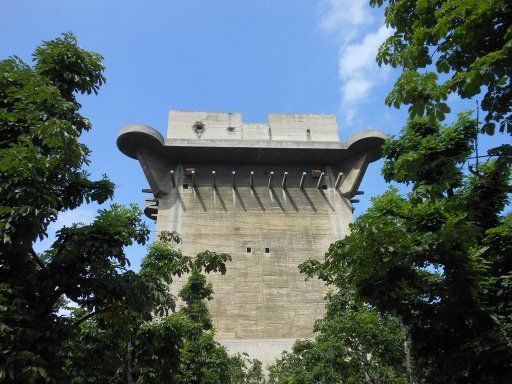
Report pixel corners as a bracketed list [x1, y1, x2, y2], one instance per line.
[339, 25, 391, 110]
[318, 0, 373, 38]
[339, 25, 390, 77]
[54, 208, 96, 227]
[318, 1, 392, 127]
[341, 77, 373, 103]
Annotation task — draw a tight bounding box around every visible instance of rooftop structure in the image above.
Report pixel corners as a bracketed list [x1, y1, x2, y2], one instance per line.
[117, 110, 386, 366]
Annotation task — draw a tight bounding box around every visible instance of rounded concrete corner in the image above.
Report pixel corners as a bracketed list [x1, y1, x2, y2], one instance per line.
[117, 124, 164, 159]
[346, 130, 387, 162]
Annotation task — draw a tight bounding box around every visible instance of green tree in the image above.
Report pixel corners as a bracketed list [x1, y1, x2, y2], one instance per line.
[267, 273, 410, 384]
[307, 113, 511, 382]
[0, 34, 152, 383]
[371, 0, 512, 197]
[62, 232, 265, 384]
[60, 231, 190, 384]
[0, 33, 264, 384]
[372, 0, 512, 139]
[296, 1, 512, 381]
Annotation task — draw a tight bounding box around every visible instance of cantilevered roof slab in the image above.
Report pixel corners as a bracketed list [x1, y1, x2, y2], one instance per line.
[117, 124, 386, 166]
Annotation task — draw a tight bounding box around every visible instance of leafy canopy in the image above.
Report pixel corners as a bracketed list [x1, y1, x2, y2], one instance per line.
[304, 115, 511, 382]
[296, 1, 512, 381]
[0, 33, 150, 383]
[267, 285, 410, 384]
[371, 0, 512, 136]
[62, 232, 264, 384]
[0, 33, 264, 384]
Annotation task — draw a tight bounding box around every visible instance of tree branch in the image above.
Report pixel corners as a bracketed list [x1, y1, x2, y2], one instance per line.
[53, 233, 69, 260]
[41, 287, 67, 317]
[30, 247, 46, 269]
[73, 307, 108, 327]
[468, 165, 512, 193]
[382, 208, 413, 221]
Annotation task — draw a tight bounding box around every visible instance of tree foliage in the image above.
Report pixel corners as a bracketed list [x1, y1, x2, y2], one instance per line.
[305, 112, 511, 382]
[267, 285, 410, 384]
[0, 33, 155, 383]
[0, 33, 265, 384]
[296, 2, 512, 381]
[371, 0, 512, 136]
[62, 232, 264, 384]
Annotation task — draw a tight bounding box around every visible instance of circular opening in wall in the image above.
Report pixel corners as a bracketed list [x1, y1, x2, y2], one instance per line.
[192, 121, 205, 136]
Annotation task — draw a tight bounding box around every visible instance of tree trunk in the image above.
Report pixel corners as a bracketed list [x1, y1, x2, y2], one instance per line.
[124, 338, 134, 384]
[400, 321, 417, 384]
[362, 353, 378, 384]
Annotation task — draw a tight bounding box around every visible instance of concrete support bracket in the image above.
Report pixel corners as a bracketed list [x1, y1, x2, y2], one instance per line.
[170, 170, 175, 188]
[299, 172, 306, 189]
[316, 172, 324, 189]
[281, 172, 288, 189]
[339, 152, 370, 197]
[334, 172, 343, 189]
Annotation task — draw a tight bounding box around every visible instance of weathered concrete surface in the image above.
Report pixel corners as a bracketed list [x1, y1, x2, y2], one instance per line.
[117, 126, 386, 166]
[159, 165, 353, 337]
[268, 113, 339, 142]
[168, 110, 244, 140]
[166, 110, 339, 142]
[220, 339, 297, 368]
[117, 110, 386, 366]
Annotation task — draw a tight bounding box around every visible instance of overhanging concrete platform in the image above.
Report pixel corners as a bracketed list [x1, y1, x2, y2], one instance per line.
[117, 124, 386, 165]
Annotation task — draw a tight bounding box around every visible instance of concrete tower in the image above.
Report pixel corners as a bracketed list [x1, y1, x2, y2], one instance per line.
[117, 110, 385, 366]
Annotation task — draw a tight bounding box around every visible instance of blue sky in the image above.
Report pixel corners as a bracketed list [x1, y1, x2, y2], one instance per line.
[2, 0, 505, 269]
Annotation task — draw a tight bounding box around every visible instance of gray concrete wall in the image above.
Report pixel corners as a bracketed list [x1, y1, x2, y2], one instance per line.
[241, 123, 270, 140]
[167, 110, 339, 142]
[220, 339, 297, 369]
[168, 110, 243, 140]
[156, 164, 353, 342]
[268, 113, 339, 142]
